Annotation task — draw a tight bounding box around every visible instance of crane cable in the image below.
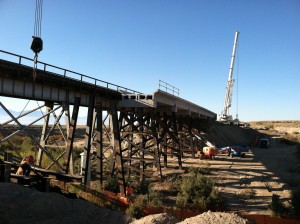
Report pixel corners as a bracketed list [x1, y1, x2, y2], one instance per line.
[31, 0, 44, 82]
[34, 0, 43, 38]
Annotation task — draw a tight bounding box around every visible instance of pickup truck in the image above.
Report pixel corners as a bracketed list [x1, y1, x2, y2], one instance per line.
[259, 138, 270, 148]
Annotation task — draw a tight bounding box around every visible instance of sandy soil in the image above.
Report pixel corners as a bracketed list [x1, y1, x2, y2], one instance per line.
[72, 121, 300, 217]
[153, 122, 300, 215]
[1, 121, 299, 223]
[130, 211, 249, 224]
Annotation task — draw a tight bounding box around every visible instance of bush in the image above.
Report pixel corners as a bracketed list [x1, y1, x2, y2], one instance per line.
[268, 194, 287, 217]
[176, 192, 189, 208]
[291, 190, 300, 217]
[147, 190, 163, 207]
[21, 136, 34, 151]
[187, 164, 210, 175]
[105, 174, 120, 193]
[135, 178, 150, 195]
[125, 195, 147, 219]
[175, 169, 223, 211]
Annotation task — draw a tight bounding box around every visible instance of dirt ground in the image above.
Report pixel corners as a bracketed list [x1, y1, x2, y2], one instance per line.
[0, 182, 129, 224]
[153, 121, 300, 216]
[158, 142, 299, 214]
[1, 121, 299, 223]
[132, 121, 300, 223]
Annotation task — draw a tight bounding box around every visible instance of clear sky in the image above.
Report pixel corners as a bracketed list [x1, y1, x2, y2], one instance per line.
[0, 0, 299, 122]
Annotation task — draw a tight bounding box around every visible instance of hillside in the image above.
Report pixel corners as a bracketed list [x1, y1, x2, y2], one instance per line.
[204, 120, 300, 147]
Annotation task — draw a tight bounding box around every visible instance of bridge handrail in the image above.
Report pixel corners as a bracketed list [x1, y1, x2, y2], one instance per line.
[159, 80, 179, 97]
[0, 49, 142, 94]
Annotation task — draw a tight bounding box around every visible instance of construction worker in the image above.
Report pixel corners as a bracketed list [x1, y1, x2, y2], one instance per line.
[16, 155, 35, 176]
[125, 182, 133, 197]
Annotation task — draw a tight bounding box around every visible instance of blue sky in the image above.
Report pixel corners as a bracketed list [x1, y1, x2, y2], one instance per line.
[0, 0, 299, 122]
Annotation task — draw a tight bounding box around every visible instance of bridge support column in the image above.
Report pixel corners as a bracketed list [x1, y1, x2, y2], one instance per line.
[82, 94, 95, 186]
[110, 101, 125, 195]
[172, 112, 182, 169]
[126, 108, 134, 180]
[95, 105, 103, 187]
[150, 110, 162, 180]
[137, 108, 145, 181]
[161, 133, 167, 168]
[117, 108, 163, 185]
[37, 101, 53, 166]
[65, 97, 80, 174]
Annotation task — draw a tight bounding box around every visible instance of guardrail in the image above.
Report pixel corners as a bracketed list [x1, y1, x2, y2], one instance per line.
[0, 49, 142, 95]
[158, 80, 179, 97]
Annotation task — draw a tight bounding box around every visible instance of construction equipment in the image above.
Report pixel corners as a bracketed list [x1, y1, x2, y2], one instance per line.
[219, 31, 240, 125]
[193, 134, 220, 159]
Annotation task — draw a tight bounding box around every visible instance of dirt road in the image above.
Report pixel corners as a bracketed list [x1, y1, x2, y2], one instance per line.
[160, 135, 299, 215]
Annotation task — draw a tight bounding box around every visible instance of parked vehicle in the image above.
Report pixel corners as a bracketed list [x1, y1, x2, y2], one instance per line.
[259, 138, 270, 148]
[220, 144, 249, 158]
[228, 147, 246, 158]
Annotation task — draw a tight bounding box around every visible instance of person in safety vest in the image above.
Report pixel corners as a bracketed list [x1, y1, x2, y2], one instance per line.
[16, 155, 35, 176]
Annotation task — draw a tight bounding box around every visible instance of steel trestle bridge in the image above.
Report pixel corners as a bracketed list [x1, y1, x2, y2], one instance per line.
[0, 49, 216, 195]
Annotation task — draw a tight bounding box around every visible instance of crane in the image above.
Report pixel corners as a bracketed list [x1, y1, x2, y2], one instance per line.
[219, 31, 239, 125]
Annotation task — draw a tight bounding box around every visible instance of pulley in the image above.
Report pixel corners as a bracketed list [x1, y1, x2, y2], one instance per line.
[30, 36, 43, 54]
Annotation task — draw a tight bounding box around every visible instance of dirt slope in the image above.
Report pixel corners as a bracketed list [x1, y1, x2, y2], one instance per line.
[203, 121, 260, 147]
[0, 183, 128, 224]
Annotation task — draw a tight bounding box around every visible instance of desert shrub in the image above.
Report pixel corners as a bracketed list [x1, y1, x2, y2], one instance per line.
[0, 135, 24, 154]
[147, 190, 163, 207]
[175, 169, 223, 211]
[0, 141, 14, 152]
[187, 164, 211, 175]
[21, 136, 34, 151]
[125, 195, 147, 219]
[125, 189, 163, 219]
[176, 192, 188, 208]
[284, 134, 299, 144]
[240, 186, 256, 199]
[134, 178, 150, 195]
[170, 176, 182, 192]
[268, 194, 287, 217]
[291, 190, 300, 217]
[9, 135, 23, 146]
[105, 174, 120, 193]
[73, 147, 83, 160]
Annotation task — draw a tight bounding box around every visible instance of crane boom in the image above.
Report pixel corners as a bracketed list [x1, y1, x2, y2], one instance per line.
[220, 31, 239, 124]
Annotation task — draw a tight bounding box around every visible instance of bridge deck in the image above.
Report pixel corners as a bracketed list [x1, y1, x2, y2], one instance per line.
[120, 90, 216, 119]
[0, 58, 122, 108]
[0, 50, 216, 118]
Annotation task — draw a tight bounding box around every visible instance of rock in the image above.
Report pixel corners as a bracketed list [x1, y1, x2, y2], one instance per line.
[130, 213, 179, 224]
[177, 211, 250, 224]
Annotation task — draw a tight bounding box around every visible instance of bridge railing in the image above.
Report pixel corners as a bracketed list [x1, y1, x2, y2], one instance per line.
[158, 80, 179, 97]
[0, 50, 142, 95]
